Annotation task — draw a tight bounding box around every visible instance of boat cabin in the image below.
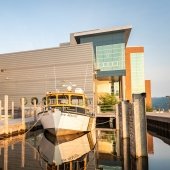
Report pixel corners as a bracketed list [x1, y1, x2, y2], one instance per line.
[45, 91, 88, 114]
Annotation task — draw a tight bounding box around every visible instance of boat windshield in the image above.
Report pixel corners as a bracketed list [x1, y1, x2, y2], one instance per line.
[71, 95, 83, 106]
[58, 95, 69, 104]
[48, 95, 56, 105]
[46, 94, 85, 108]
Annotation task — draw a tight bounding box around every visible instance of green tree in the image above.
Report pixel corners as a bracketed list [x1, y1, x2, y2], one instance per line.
[98, 93, 118, 112]
[146, 106, 153, 112]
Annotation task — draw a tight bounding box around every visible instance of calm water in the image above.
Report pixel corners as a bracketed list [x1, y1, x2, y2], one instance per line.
[0, 126, 170, 170]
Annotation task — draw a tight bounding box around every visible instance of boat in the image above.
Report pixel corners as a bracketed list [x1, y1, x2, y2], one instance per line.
[39, 86, 95, 136]
[38, 130, 96, 168]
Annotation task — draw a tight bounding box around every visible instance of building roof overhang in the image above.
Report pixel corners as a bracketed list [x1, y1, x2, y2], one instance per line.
[72, 25, 132, 45]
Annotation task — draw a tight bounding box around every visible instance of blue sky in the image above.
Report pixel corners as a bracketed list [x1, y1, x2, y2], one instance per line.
[0, 0, 170, 97]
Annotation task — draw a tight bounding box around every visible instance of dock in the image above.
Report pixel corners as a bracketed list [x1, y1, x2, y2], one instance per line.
[146, 112, 170, 143]
[0, 95, 43, 139]
[0, 117, 42, 139]
[146, 112, 170, 123]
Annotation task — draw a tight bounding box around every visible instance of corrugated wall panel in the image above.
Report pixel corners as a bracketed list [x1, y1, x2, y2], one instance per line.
[0, 43, 94, 107]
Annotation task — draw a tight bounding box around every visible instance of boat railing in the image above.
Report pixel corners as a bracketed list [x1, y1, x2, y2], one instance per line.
[48, 105, 90, 115]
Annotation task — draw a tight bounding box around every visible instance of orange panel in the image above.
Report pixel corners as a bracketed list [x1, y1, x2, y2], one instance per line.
[125, 47, 144, 101]
[145, 80, 152, 108]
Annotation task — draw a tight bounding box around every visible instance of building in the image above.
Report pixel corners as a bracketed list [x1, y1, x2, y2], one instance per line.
[145, 80, 152, 109]
[125, 47, 152, 108]
[0, 25, 152, 109]
[0, 44, 94, 106]
[70, 25, 132, 104]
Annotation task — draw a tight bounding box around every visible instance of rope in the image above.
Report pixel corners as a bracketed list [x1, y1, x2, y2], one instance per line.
[96, 120, 113, 125]
[25, 111, 114, 134]
[24, 111, 45, 135]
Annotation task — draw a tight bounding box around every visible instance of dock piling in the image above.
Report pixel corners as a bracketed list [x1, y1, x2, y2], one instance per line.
[122, 100, 129, 139]
[21, 134, 25, 167]
[4, 95, 9, 134]
[21, 98, 25, 129]
[0, 100, 1, 119]
[12, 101, 14, 119]
[133, 93, 147, 157]
[33, 99, 37, 122]
[4, 140, 8, 170]
[116, 104, 120, 130]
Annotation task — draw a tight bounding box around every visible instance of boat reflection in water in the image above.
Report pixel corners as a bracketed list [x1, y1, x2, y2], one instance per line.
[38, 130, 96, 169]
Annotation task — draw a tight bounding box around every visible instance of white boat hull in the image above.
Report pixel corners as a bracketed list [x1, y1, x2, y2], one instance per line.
[40, 109, 95, 136]
[38, 130, 96, 165]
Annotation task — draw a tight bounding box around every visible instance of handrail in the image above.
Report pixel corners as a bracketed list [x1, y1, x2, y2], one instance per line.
[97, 105, 116, 113]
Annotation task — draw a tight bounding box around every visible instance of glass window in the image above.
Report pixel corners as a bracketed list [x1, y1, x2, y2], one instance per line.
[80, 32, 126, 72]
[130, 53, 145, 93]
[47, 95, 56, 105]
[71, 95, 83, 106]
[58, 95, 69, 104]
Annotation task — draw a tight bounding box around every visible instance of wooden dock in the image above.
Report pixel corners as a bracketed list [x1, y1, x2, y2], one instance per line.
[0, 95, 43, 139]
[0, 117, 42, 139]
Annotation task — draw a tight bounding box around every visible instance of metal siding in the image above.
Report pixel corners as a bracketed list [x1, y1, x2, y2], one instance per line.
[0, 44, 94, 106]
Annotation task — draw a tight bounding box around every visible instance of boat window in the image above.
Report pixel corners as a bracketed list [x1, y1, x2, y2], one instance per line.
[47, 95, 56, 105]
[71, 95, 83, 106]
[58, 95, 69, 104]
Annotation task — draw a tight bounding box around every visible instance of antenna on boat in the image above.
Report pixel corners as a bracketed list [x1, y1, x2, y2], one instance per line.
[62, 81, 76, 92]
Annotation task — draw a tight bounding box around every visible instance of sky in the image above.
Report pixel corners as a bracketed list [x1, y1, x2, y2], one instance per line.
[0, 0, 170, 97]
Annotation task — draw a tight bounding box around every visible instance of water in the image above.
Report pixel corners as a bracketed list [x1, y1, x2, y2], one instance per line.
[148, 136, 170, 170]
[152, 97, 170, 111]
[0, 126, 170, 170]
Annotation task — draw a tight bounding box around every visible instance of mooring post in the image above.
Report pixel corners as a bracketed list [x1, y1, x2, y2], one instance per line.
[115, 104, 120, 130]
[0, 100, 1, 119]
[21, 134, 25, 167]
[123, 139, 130, 170]
[136, 157, 148, 170]
[116, 128, 121, 158]
[4, 95, 9, 135]
[21, 98, 25, 129]
[122, 100, 129, 139]
[12, 101, 14, 119]
[4, 140, 8, 170]
[33, 99, 37, 122]
[133, 93, 148, 157]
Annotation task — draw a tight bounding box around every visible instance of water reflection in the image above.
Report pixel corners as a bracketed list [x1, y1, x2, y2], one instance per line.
[0, 130, 96, 170]
[38, 130, 96, 169]
[148, 135, 170, 170]
[0, 127, 169, 169]
[0, 131, 47, 170]
[122, 139, 130, 170]
[95, 128, 149, 170]
[96, 129, 122, 169]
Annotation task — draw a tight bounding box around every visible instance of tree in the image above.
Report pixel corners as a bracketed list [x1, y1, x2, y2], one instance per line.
[146, 106, 153, 112]
[98, 93, 118, 112]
